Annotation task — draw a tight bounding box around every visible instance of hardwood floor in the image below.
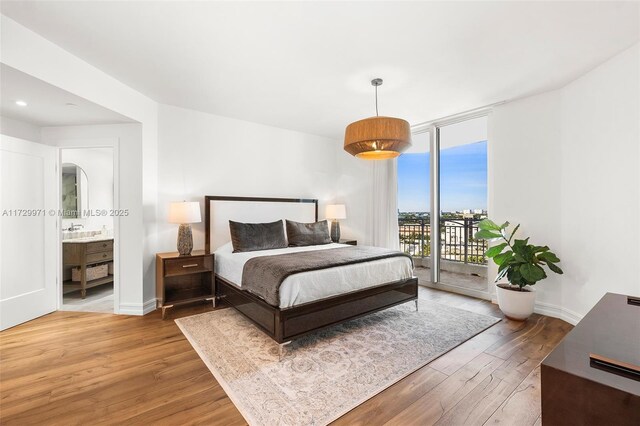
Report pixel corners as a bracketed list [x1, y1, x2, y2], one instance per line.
[0, 287, 572, 425]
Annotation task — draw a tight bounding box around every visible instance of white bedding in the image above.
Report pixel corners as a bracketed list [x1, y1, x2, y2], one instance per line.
[214, 242, 414, 308]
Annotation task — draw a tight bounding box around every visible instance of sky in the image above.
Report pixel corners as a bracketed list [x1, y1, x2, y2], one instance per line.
[397, 140, 487, 212]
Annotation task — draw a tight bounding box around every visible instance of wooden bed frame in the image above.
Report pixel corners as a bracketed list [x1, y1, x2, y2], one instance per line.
[204, 195, 418, 356]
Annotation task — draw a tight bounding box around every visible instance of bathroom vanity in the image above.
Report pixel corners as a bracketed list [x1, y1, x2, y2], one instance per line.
[63, 237, 114, 298]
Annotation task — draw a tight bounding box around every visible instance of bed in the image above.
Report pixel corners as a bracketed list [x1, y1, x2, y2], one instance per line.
[205, 195, 418, 356]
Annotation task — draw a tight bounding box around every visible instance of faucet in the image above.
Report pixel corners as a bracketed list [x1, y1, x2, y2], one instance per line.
[68, 223, 84, 231]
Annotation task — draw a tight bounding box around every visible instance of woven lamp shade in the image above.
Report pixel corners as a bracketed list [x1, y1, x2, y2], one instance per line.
[344, 116, 412, 160]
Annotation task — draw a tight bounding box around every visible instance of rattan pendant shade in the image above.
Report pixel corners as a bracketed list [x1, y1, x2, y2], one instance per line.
[344, 116, 411, 160]
[344, 78, 412, 160]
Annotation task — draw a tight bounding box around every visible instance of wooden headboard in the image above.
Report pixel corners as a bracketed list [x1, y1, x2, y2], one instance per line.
[204, 196, 318, 252]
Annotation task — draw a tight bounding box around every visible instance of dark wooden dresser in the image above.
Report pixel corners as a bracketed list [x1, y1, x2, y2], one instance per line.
[541, 292, 640, 425]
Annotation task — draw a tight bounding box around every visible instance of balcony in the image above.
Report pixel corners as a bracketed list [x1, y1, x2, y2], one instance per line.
[399, 217, 488, 293]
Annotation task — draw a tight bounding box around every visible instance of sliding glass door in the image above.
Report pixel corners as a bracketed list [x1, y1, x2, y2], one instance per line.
[397, 131, 433, 285]
[438, 117, 488, 295]
[397, 115, 489, 297]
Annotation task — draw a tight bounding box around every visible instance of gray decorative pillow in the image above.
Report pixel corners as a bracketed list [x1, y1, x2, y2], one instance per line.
[229, 220, 287, 253]
[286, 220, 332, 247]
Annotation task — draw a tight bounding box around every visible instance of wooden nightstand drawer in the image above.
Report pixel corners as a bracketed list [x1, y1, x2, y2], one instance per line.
[86, 240, 113, 254]
[164, 255, 213, 277]
[86, 251, 113, 263]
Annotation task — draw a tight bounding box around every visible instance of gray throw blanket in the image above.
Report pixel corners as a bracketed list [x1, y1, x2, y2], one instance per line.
[241, 246, 413, 306]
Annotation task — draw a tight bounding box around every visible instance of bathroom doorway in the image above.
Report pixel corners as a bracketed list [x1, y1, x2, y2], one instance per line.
[59, 147, 115, 313]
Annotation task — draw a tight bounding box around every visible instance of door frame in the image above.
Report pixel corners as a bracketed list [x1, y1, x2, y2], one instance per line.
[56, 138, 121, 314]
[411, 108, 493, 300]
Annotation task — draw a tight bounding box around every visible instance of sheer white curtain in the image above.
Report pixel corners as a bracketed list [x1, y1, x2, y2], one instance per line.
[370, 159, 400, 249]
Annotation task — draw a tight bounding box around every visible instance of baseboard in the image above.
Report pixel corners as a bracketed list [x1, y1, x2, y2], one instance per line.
[484, 296, 582, 326]
[420, 282, 492, 301]
[118, 298, 158, 316]
[534, 300, 582, 325]
[143, 298, 158, 315]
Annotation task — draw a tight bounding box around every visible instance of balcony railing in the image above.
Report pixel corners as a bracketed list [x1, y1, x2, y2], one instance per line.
[399, 218, 487, 264]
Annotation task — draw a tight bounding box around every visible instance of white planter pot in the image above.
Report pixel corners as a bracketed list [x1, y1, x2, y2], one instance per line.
[495, 284, 536, 320]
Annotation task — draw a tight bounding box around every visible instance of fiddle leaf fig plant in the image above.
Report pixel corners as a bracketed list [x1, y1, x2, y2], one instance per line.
[474, 219, 563, 291]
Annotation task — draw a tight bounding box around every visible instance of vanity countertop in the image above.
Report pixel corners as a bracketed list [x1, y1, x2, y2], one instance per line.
[62, 236, 114, 243]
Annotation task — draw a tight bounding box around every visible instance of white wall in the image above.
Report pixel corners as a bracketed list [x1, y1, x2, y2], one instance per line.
[157, 104, 372, 253]
[0, 115, 41, 143]
[488, 90, 564, 310]
[60, 147, 114, 231]
[489, 43, 640, 324]
[2, 16, 158, 314]
[559, 43, 640, 319]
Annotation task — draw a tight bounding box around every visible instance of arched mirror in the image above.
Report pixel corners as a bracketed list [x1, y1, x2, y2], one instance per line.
[61, 163, 88, 218]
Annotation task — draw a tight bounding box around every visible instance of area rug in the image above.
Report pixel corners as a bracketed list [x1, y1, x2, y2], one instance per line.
[175, 300, 500, 426]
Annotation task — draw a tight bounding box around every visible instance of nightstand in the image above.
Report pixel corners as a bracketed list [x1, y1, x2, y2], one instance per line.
[156, 250, 214, 319]
[339, 239, 357, 246]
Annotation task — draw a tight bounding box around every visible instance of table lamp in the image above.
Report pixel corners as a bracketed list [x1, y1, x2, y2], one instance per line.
[325, 204, 346, 243]
[168, 201, 201, 255]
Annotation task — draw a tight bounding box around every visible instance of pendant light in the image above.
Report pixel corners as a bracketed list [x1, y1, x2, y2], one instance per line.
[344, 78, 411, 160]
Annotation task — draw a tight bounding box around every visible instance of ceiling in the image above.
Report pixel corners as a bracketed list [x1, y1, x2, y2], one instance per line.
[0, 64, 135, 127]
[1, 1, 638, 138]
[407, 116, 487, 154]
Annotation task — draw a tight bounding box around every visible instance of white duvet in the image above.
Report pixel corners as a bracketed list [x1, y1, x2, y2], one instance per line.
[214, 242, 414, 308]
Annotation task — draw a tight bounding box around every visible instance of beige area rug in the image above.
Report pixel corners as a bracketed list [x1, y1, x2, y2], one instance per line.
[176, 300, 500, 426]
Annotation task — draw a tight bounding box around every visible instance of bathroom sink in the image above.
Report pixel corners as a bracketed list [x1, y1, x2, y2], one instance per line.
[62, 228, 113, 242]
[62, 235, 113, 243]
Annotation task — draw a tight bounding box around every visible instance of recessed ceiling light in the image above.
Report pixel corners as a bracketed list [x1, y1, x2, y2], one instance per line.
[15, 100, 27, 107]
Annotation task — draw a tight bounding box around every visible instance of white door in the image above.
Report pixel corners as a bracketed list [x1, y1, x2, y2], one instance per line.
[1, 136, 57, 330]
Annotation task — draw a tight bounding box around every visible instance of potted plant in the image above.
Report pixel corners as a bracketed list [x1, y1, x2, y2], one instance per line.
[475, 219, 563, 320]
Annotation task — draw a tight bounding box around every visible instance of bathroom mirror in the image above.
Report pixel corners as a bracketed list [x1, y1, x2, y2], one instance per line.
[61, 163, 89, 218]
